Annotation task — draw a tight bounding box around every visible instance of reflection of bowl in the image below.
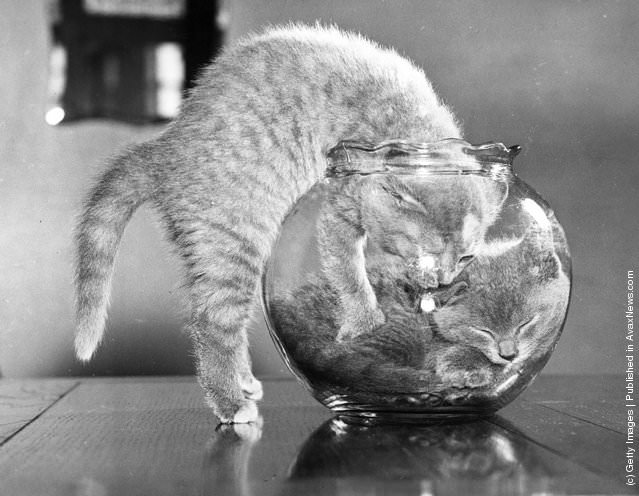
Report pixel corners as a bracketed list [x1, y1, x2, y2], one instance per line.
[287, 418, 554, 490]
[262, 139, 571, 421]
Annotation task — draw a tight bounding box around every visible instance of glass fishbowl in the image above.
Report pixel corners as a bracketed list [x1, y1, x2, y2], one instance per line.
[262, 139, 571, 422]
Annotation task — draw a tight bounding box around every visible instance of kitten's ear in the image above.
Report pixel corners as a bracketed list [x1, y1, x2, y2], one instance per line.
[479, 236, 523, 257]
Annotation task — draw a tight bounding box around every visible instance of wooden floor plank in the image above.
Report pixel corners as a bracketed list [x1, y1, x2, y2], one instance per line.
[0, 377, 634, 495]
[0, 379, 79, 445]
[519, 374, 624, 433]
[536, 400, 625, 434]
[524, 375, 619, 404]
[493, 398, 627, 479]
[0, 378, 328, 496]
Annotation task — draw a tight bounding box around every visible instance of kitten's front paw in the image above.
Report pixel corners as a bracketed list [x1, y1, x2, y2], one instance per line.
[436, 358, 493, 390]
[336, 306, 386, 342]
[205, 391, 260, 425]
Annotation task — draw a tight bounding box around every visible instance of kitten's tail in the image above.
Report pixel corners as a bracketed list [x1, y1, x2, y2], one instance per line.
[74, 144, 154, 361]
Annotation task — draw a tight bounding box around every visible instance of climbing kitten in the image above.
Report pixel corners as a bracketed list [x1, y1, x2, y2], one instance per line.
[317, 172, 505, 342]
[73, 24, 462, 423]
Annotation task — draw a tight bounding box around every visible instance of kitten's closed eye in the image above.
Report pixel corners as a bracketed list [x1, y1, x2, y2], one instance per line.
[458, 254, 475, 265]
[473, 327, 496, 339]
[435, 280, 469, 307]
[515, 314, 540, 337]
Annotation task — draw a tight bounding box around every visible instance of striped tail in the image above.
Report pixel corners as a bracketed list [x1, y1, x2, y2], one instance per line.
[74, 146, 152, 361]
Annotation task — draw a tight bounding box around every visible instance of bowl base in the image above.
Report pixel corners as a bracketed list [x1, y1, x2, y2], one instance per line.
[321, 392, 497, 425]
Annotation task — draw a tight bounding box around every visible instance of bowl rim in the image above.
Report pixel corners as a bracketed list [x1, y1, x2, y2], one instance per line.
[326, 138, 520, 179]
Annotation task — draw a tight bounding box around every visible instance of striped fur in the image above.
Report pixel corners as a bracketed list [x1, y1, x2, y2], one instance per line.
[74, 24, 461, 423]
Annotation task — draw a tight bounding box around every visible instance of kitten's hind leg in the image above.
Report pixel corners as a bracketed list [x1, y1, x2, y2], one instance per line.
[178, 224, 266, 424]
[189, 298, 261, 423]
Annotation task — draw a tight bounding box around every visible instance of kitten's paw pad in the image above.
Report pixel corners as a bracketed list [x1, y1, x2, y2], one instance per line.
[240, 376, 263, 401]
[232, 401, 259, 424]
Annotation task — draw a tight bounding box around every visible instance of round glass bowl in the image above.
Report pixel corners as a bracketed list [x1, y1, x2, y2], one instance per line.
[262, 139, 571, 422]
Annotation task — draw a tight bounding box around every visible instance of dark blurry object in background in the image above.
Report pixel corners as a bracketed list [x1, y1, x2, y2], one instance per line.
[47, 0, 223, 124]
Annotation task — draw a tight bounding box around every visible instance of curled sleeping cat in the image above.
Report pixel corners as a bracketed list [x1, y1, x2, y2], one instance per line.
[270, 221, 569, 395]
[431, 225, 570, 389]
[75, 24, 474, 423]
[317, 171, 506, 342]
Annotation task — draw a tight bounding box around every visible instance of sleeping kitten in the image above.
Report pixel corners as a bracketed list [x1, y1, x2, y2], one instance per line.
[317, 172, 505, 342]
[268, 270, 435, 393]
[73, 24, 462, 423]
[431, 225, 570, 378]
[269, 218, 569, 397]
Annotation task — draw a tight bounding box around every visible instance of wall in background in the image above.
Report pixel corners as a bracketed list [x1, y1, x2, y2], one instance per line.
[0, 1, 199, 377]
[1, 0, 637, 378]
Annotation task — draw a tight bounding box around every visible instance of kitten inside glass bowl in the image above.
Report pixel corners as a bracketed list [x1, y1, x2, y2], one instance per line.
[263, 139, 571, 422]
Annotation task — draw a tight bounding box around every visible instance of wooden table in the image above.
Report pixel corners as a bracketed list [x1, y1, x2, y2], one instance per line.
[0, 375, 634, 495]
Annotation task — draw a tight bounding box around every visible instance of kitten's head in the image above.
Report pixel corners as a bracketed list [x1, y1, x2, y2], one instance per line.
[361, 174, 507, 288]
[431, 234, 570, 370]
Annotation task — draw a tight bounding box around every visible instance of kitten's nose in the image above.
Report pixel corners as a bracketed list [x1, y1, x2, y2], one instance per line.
[498, 340, 518, 360]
